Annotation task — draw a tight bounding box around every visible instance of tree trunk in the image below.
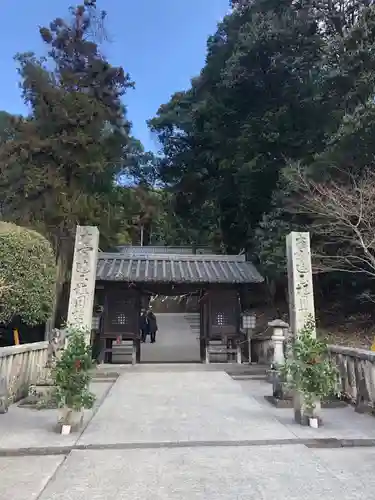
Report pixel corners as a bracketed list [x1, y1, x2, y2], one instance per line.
[50, 237, 73, 329]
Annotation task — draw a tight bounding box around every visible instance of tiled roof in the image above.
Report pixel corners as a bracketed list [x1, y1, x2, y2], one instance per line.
[96, 252, 263, 284]
[115, 246, 212, 255]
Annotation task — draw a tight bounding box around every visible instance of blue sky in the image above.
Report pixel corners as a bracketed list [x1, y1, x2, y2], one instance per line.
[0, 0, 229, 152]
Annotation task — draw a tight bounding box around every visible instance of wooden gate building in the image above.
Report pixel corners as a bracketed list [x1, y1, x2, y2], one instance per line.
[93, 246, 263, 363]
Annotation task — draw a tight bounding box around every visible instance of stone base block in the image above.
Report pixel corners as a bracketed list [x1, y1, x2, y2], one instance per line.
[272, 379, 293, 401]
[29, 383, 54, 398]
[19, 383, 57, 409]
[266, 369, 276, 384]
[264, 395, 293, 408]
[355, 401, 375, 416]
[294, 392, 322, 426]
[294, 410, 323, 427]
[0, 395, 8, 414]
[323, 398, 348, 409]
[55, 407, 84, 433]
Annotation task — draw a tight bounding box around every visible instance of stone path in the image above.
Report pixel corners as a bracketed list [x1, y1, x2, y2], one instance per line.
[2, 366, 375, 499]
[113, 313, 201, 364]
[140, 313, 200, 363]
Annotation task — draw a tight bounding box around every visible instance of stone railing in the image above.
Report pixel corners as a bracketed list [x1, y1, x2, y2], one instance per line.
[255, 326, 375, 414]
[328, 345, 375, 413]
[0, 341, 48, 401]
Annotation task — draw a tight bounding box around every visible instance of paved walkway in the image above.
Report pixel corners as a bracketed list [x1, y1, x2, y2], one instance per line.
[113, 313, 201, 363]
[2, 365, 375, 499]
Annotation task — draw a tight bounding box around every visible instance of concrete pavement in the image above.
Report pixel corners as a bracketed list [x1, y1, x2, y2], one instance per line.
[112, 313, 201, 364]
[2, 365, 375, 499]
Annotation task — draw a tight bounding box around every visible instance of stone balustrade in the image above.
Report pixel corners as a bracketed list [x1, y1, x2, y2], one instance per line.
[256, 330, 375, 414]
[0, 341, 48, 402]
[328, 345, 375, 413]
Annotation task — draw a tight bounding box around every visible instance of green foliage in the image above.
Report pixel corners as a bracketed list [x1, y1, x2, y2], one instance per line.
[1, 0, 375, 329]
[149, 0, 335, 253]
[148, 0, 375, 292]
[0, 222, 56, 326]
[252, 169, 306, 278]
[253, 209, 292, 279]
[121, 137, 160, 187]
[0, 111, 15, 144]
[281, 318, 339, 410]
[53, 326, 95, 411]
[0, 0, 133, 258]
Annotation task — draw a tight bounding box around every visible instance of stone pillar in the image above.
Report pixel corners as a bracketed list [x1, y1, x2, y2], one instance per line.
[286, 231, 316, 338]
[286, 231, 320, 424]
[67, 226, 99, 344]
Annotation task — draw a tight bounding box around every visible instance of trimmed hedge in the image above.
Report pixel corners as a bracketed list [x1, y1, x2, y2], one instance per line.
[0, 222, 56, 326]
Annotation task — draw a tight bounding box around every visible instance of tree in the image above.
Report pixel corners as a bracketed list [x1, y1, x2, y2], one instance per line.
[0, 111, 16, 145]
[0, 0, 133, 249]
[252, 3, 375, 279]
[0, 1, 134, 312]
[150, 0, 333, 253]
[0, 222, 56, 326]
[120, 137, 161, 188]
[290, 166, 375, 278]
[149, 1, 375, 257]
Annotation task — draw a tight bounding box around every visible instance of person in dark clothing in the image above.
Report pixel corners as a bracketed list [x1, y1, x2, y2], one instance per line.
[147, 309, 158, 343]
[140, 309, 149, 343]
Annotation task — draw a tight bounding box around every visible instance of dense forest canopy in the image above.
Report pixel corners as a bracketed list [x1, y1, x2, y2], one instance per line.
[150, 1, 375, 298]
[1, 0, 375, 332]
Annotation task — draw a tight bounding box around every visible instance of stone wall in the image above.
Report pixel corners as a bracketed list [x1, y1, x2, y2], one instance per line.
[329, 345, 375, 413]
[0, 341, 48, 401]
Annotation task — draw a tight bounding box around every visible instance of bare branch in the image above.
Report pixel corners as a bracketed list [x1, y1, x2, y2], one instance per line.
[290, 164, 375, 278]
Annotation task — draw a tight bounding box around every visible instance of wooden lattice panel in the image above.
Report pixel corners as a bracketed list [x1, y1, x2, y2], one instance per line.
[209, 290, 238, 338]
[104, 291, 139, 338]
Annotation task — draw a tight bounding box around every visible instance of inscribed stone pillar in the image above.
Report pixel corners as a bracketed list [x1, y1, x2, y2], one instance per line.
[286, 231, 316, 338]
[67, 226, 99, 344]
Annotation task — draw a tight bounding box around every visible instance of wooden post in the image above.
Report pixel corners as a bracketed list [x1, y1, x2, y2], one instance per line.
[13, 328, 20, 345]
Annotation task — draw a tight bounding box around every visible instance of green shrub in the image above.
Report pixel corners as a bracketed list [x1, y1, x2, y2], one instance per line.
[0, 222, 56, 326]
[53, 326, 95, 411]
[281, 317, 340, 411]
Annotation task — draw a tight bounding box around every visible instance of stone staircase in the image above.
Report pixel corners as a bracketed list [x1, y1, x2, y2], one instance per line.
[184, 313, 268, 376]
[107, 312, 269, 374]
[184, 312, 200, 337]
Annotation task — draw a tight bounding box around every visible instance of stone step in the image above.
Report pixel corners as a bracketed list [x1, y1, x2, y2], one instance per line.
[224, 365, 269, 377]
[230, 375, 267, 381]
